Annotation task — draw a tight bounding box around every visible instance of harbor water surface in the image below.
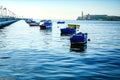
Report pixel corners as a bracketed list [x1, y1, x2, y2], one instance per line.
[0, 20, 120, 80]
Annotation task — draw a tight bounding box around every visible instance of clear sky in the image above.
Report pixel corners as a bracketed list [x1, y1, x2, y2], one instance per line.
[0, 0, 120, 19]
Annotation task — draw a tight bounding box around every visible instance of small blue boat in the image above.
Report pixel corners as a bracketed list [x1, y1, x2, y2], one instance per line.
[70, 32, 88, 45]
[40, 20, 52, 29]
[60, 27, 76, 35]
[57, 21, 65, 24]
[60, 24, 80, 35]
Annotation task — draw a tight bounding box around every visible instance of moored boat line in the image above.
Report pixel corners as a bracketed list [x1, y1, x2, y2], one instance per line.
[25, 19, 53, 29]
[59, 23, 88, 52]
[24, 19, 89, 52]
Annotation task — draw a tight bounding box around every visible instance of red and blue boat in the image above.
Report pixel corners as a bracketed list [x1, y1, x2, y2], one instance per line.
[28, 21, 39, 26]
[25, 19, 39, 26]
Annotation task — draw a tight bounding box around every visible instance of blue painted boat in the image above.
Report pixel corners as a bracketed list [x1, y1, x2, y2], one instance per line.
[60, 24, 80, 35]
[60, 27, 76, 35]
[40, 20, 52, 29]
[70, 32, 88, 45]
[57, 21, 65, 24]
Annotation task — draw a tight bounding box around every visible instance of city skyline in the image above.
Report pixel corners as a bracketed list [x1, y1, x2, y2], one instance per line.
[0, 0, 120, 19]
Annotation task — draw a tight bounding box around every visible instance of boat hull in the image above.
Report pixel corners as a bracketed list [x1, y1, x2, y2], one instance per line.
[40, 25, 46, 29]
[60, 28, 76, 35]
[29, 23, 39, 26]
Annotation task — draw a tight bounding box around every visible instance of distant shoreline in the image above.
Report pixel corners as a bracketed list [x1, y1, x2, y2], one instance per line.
[76, 20, 120, 21]
[77, 14, 120, 21]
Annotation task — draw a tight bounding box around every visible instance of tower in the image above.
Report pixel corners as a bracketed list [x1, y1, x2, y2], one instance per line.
[82, 11, 83, 19]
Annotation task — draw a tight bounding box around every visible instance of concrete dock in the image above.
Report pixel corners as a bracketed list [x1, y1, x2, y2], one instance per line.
[0, 18, 20, 28]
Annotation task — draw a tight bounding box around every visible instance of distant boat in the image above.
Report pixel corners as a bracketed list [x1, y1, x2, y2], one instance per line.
[25, 19, 39, 26]
[60, 24, 80, 35]
[39, 20, 52, 29]
[25, 19, 33, 23]
[28, 21, 39, 26]
[57, 21, 65, 24]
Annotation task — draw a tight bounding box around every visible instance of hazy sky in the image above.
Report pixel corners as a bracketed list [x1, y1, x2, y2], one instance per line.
[1, 0, 120, 19]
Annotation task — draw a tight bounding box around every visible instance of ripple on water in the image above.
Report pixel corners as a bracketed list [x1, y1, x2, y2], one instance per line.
[0, 57, 11, 59]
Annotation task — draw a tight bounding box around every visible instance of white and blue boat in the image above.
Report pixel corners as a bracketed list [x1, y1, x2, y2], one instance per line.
[39, 20, 52, 29]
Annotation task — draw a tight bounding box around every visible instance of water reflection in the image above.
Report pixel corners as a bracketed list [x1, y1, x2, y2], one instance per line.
[39, 28, 52, 35]
[39, 28, 52, 48]
[70, 44, 87, 52]
[0, 56, 10, 59]
[0, 29, 7, 48]
[0, 41, 7, 48]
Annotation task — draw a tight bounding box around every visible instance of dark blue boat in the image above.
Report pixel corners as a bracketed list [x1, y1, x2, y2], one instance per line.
[60, 24, 80, 35]
[60, 27, 76, 35]
[57, 21, 65, 24]
[70, 32, 88, 52]
[70, 32, 88, 45]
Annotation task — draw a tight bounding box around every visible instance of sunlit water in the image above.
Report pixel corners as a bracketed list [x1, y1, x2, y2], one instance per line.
[0, 20, 120, 80]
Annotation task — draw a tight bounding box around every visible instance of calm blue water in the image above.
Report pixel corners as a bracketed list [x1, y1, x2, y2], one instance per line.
[0, 20, 120, 80]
